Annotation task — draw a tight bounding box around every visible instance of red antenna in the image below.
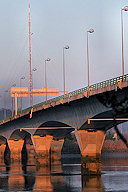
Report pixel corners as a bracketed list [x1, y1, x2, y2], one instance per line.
[28, 3, 33, 107]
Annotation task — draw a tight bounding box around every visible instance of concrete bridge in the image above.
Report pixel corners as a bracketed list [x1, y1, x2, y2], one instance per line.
[0, 74, 128, 175]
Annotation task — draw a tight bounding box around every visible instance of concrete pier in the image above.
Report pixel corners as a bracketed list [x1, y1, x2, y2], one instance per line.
[76, 130, 105, 175]
[25, 143, 35, 165]
[32, 135, 53, 166]
[50, 139, 64, 163]
[8, 139, 24, 164]
[0, 144, 6, 164]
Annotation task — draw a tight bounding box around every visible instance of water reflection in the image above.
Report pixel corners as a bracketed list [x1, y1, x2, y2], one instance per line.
[51, 161, 67, 192]
[0, 165, 9, 191]
[23, 166, 35, 191]
[82, 175, 104, 192]
[101, 153, 128, 192]
[0, 154, 127, 191]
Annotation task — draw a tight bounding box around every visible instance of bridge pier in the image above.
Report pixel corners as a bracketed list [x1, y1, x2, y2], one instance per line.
[0, 144, 6, 164]
[32, 135, 53, 166]
[76, 130, 105, 175]
[25, 143, 35, 165]
[50, 139, 64, 163]
[8, 139, 24, 164]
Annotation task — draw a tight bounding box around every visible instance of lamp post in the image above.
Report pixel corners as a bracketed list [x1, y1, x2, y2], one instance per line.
[0, 95, 2, 107]
[4, 90, 8, 120]
[121, 6, 128, 81]
[87, 29, 94, 91]
[32, 68, 37, 106]
[0, 95, 2, 117]
[63, 45, 69, 98]
[32, 68, 37, 89]
[11, 84, 16, 117]
[28, 4, 33, 108]
[20, 76, 25, 113]
[45, 58, 51, 103]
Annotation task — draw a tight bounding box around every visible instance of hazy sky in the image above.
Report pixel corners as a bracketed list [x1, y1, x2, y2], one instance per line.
[0, 0, 128, 108]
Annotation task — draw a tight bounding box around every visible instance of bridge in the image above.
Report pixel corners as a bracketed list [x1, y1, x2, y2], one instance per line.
[0, 74, 128, 175]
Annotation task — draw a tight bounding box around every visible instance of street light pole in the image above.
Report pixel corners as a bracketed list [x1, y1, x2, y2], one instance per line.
[121, 6, 128, 81]
[4, 90, 8, 120]
[32, 68, 37, 106]
[45, 58, 51, 104]
[20, 76, 25, 113]
[4, 98, 6, 120]
[0, 95, 2, 118]
[121, 8, 124, 81]
[87, 29, 94, 91]
[32, 68, 37, 89]
[12, 97, 14, 117]
[63, 45, 69, 99]
[28, 4, 33, 107]
[87, 31, 89, 90]
[11, 84, 16, 117]
[0, 95, 2, 110]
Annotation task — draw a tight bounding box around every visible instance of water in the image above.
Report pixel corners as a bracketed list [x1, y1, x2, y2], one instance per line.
[0, 153, 128, 192]
[101, 153, 128, 192]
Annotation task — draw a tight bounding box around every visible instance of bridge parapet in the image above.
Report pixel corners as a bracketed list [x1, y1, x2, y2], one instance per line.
[22, 74, 128, 113]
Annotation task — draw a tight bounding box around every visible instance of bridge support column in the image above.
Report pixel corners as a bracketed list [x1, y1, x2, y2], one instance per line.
[26, 143, 35, 165]
[32, 135, 53, 166]
[75, 130, 105, 175]
[50, 139, 64, 163]
[8, 139, 24, 164]
[0, 144, 6, 164]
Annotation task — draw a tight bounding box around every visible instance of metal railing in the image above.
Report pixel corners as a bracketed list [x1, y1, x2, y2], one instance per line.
[2, 74, 128, 122]
[31, 74, 128, 110]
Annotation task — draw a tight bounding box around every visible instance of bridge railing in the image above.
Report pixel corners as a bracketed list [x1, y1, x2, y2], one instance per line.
[30, 74, 128, 108]
[3, 74, 127, 121]
[30, 74, 128, 110]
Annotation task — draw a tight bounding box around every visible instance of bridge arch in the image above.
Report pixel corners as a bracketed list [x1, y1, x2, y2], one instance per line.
[9, 129, 31, 140]
[79, 109, 128, 132]
[33, 121, 74, 139]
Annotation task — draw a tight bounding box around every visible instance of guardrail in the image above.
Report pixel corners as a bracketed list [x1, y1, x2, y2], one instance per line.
[2, 74, 128, 122]
[31, 74, 128, 110]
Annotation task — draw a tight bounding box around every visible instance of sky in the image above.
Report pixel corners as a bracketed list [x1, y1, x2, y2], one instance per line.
[0, 0, 128, 109]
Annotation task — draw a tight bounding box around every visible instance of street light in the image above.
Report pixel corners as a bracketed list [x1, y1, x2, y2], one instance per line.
[32, 68, 37, 72]
[32, 68, 37, 106]
[87, 29, 94, 91]
[0, 95, 2, 118]
[121, 6, 128, 81]
[20, 76, 25, 113]
[4, 90, 8, 120]
[63, 45, 69, 98]
[11, 84, 16, 117]
[32, 68, 37, 88]
[45, 58, 51, 103]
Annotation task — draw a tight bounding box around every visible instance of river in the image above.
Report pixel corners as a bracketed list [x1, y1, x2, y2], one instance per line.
[0, 153, 128, 191]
